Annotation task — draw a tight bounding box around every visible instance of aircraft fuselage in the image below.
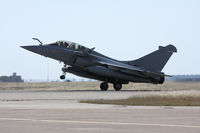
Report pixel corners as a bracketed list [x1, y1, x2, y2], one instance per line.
[21, 39, 177, 91]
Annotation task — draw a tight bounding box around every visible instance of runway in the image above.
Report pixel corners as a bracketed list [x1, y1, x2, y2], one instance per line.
[0, 90, 200, 133]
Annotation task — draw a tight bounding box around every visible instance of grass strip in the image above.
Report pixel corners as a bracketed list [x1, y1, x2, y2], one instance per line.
[80, 96, 200, 106]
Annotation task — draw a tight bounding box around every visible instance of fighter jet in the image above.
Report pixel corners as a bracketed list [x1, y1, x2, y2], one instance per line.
[21, 38, 177, 91]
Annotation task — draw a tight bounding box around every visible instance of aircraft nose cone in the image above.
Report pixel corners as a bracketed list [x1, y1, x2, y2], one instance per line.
[21, 45, 42, 54]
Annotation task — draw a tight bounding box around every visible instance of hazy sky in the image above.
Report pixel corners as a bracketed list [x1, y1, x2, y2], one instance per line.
[0, 0, 200, 80]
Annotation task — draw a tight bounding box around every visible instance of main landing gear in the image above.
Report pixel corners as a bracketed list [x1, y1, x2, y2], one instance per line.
[100, 82, 108, 91]
[113, 83, 122, 91]
[100, 82, 122, 91]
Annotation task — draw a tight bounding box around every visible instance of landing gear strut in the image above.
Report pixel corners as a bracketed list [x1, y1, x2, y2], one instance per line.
[113, 83, 122, 91]
[100, 82, 108, 91]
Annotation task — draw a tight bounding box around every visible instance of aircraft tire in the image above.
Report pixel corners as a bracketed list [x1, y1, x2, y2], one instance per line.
[100, 82, 108, 91]
[113, 83, 122, 91]
[60, 75, 65, 80]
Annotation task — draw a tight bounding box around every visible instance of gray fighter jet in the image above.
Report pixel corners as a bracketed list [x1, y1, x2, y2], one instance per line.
[21, 38, 177, 91]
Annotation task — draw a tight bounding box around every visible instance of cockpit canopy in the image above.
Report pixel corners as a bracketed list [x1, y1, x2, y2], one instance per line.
[49, 40, 88, 51]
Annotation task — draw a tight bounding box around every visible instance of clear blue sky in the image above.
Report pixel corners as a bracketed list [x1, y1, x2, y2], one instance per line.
[0, 0, 199, 80]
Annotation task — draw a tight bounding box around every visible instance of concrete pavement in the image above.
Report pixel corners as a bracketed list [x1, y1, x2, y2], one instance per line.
[0, 90, 200, 133]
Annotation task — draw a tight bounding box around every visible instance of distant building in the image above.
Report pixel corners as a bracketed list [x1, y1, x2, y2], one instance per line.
[0, 72, 24, 82]
[166, 75, 200, 82]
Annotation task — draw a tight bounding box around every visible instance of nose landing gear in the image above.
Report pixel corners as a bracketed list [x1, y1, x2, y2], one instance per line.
[60, 64, 67, 80]
[60, 75, 65, 80]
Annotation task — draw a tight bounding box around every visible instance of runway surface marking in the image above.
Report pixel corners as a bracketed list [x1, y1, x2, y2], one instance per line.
[0, 117, 199, 128]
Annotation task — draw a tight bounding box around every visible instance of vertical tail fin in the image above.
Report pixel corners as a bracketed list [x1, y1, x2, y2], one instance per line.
[127, 45, 177, 72]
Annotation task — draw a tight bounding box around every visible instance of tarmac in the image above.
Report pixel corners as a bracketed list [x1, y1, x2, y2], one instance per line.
[0, 90, 200, 133]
